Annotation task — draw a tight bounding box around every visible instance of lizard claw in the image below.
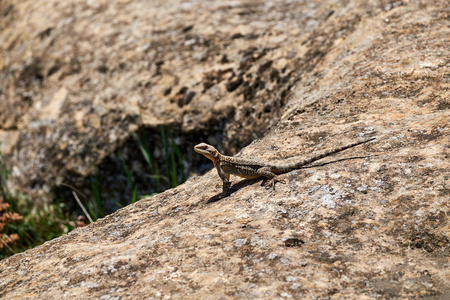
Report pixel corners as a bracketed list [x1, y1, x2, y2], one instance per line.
[265, 178, 286, 190]
[220, 181, 231, 197]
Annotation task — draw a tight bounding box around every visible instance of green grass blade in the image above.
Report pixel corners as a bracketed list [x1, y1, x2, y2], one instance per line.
[160, 126, 172, 186]
[170, 140, 178, 187]
[120, 152, 137, 192]
[134, 131, 160, 192]
[135, 134, 152, 167]
[172, 139, 185, 182]
[90, 175, 103, 218]
[131, 186, 138, 204]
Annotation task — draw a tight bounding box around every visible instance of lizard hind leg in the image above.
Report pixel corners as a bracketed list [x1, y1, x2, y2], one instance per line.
[257, 167, 286, 190]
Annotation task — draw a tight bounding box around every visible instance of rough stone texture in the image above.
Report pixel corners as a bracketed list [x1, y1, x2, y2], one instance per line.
[0, 0, 305, 203]
[1, 0, 449, 299]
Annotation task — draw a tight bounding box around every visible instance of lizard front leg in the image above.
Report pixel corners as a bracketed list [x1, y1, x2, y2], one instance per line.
[257, 167, 286, 190]
[216, 164, 231, 197]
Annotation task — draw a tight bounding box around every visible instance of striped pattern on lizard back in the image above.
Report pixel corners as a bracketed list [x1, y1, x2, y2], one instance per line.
[220, 156, 269, 179]
[194, 137, 376, 198]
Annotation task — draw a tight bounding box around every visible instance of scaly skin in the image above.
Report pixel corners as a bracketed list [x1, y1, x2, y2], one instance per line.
[194, 137, 376, 198]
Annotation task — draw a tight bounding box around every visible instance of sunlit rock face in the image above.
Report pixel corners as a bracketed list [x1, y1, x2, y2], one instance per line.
[0, 0, 448, 298]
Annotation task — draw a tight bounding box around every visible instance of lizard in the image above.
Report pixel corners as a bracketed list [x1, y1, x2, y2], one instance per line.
[194, 137, 376, 198]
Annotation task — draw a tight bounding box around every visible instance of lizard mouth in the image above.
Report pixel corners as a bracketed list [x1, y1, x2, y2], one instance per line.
[194, 145, 207, 154]
[194, 143, 210, 153]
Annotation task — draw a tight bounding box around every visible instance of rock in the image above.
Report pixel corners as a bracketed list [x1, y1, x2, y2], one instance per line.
[40, 86, 68, 120]
[0, 0, 449, 299]
[0, 0, 302, 203]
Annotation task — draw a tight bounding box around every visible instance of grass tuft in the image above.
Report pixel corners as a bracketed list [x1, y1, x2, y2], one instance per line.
[0, 146, 76, 259]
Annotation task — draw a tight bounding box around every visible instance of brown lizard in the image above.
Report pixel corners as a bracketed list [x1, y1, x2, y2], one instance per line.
[194, 137, 376, 198]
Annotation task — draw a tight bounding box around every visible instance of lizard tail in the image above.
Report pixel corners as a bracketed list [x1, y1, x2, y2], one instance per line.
[278, 137, 376, 172]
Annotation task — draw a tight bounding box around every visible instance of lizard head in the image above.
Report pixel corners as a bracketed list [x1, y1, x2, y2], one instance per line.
[194, 143, 220, 164]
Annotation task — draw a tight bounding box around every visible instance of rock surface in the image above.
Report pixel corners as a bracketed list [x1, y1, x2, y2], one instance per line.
[0, 0, 449, 299]
[1, 0, 303, 203]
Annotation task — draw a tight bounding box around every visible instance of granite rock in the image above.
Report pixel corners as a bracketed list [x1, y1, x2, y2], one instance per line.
[0, 0, 449, 298]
